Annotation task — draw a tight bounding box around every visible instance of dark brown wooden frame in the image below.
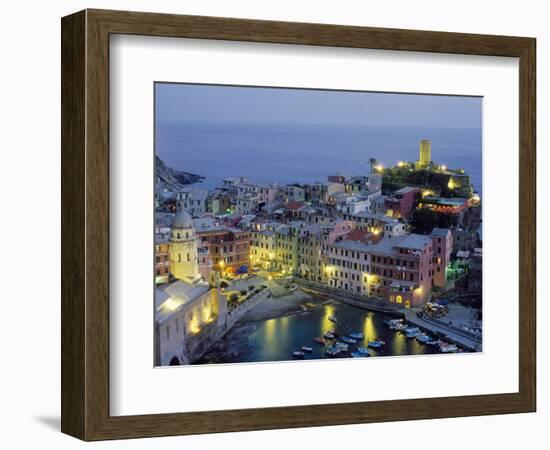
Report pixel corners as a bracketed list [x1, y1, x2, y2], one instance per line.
[61, 9, 536, 441]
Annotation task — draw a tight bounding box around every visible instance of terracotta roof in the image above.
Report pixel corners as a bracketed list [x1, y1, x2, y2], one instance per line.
[285, 201, 305, 211]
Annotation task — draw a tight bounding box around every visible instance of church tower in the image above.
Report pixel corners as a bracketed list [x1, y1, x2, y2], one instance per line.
[169, 209, 201, 283]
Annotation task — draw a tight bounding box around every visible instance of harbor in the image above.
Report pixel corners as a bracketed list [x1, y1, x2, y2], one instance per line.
[194, 291, 466, 365]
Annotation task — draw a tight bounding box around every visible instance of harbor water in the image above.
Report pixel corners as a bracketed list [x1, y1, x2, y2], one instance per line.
[197, 299, 441, 365]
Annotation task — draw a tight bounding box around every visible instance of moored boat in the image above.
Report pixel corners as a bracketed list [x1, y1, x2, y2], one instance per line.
[302, 346, 313, 353]
[349, 332, 364, 340]
[328, 315, 338, 323]
[292, 351, 305, 358]
[351, 351, 370, 358]
[335, 342, 349, 351]
[341, 336, 357, 344]
[367, 339, 386, 348]
[323, 331, 334, 339]
[416, 333, 432, 344]
[314, 337, 326, 345]
[325, 345, 341, 357]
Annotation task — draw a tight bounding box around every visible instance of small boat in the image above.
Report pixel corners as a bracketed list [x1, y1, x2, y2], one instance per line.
[385, 319, 404, 330]
[351, 351, 370, 358]
[356, 346, 370, 355]
[328, 315, 338, 323]
[416, 334, 432, 344]
[368, 339, 385, 349]
[323, 331, 335, 339]
[426, 339, 441, 346]
[335, 342, 349, 351]
[341, 336, 357, 344]
[439, 342, 459, 353]
[314, 337, 326, 345]
[403, 326, 420, 334]
[302, 346, 313, 353]
[325, 345, 341, 357]
[405, 330, 419, 339]
[292, 351, 305, 358]
[349, 332, 364, 340]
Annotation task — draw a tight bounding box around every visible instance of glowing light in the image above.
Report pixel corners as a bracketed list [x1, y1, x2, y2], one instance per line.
[268, 275, 273, 281]
[441, 165, 447, 171]
[397, 161, 405, 168]
[375, 164, 384, 172]
[189, 314, 200, 334]
[448, 178, 457, 190]
[422, 189, 434, 198]
[164, 298, 179, 311]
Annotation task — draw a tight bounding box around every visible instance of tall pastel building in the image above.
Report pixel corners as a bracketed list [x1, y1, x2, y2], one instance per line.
[416, 139, 432, 169]
[169, 209, 200, 283]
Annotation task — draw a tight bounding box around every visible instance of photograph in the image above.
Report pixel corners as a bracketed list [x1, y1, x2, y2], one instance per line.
[153, 83, 483, 366]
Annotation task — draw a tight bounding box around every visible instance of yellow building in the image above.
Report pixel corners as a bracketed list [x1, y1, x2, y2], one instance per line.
[250, 230, 276, 269]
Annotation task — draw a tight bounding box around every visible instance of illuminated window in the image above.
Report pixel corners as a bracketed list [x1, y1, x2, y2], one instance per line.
[396, 295, 403, 304]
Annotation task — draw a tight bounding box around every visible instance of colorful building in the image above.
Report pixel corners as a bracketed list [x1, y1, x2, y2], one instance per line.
[385, 186, 420, 219]
[194, 216, 251, 276]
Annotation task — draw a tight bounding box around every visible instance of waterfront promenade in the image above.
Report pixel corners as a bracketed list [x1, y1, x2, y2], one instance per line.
[404, 309, 482, 352]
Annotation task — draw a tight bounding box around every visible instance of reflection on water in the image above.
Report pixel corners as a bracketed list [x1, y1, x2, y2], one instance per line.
[199, 300, 440, 365]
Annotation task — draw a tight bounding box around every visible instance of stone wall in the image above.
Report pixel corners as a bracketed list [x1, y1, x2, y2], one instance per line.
[185, 288, 271, 363]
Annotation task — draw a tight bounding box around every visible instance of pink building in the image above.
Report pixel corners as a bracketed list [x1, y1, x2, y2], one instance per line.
[368, 234, 434, 307]
[431, 228, 452, 288]
[324, 232, 436, 308]
[326, 219, 355, 243]
[385, 186, 420, 219]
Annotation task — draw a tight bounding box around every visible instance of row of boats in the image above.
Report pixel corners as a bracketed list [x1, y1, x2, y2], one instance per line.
[384, 319, 460, 353]
[292, 316, 387, 359]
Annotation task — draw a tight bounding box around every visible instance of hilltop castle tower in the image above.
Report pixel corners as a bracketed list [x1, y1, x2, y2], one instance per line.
[415, 139, 432, 169]
[169, 209, 201, 283]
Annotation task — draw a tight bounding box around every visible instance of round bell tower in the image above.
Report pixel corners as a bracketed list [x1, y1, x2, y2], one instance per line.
[169, 209, 200, 283]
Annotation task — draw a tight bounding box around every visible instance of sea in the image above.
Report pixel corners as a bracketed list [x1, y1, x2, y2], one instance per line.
[156, 121, 482, 195]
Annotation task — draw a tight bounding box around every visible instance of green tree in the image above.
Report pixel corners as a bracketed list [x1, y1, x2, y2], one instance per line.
[410, 208, 439, 234]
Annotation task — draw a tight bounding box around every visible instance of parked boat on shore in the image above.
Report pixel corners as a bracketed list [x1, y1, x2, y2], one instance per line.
[439, 342, 459, 353]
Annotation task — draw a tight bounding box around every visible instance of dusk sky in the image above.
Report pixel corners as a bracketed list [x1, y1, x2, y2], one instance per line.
[155, 83, 482, 129]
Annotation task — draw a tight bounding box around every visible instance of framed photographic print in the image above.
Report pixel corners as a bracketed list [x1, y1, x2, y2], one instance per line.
[61, 9, 536, 440]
